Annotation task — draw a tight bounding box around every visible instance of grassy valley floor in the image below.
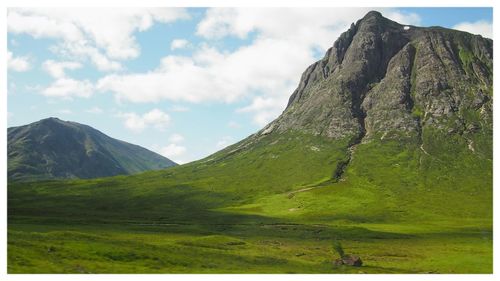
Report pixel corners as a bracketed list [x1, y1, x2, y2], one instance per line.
[8, 132, 492, 273]
[8, 216, 491, 273]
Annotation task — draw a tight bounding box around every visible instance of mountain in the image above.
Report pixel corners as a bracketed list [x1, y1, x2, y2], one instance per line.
[250, 10, 492, 161]
[192, 10, 492, 199]
[8, 12, 492, 273]
[8, 117, 176, 181]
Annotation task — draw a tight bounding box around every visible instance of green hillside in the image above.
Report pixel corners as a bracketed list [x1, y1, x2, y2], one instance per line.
[8, 131, 492, 273]
[8, 117, 176, 181]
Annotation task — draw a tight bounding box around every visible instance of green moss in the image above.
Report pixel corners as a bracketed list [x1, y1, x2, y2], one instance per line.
[458, 47, 475, 74]
[409, 44, 418, 98]
[411, 106, 423, 119]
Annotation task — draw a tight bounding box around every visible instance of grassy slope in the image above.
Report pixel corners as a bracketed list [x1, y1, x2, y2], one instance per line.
[8, 131, 492, 273]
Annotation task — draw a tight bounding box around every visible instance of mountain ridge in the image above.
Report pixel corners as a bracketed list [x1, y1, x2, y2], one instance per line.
[8, 117, 177, 181]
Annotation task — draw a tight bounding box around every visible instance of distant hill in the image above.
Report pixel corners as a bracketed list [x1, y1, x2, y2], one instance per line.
[8, 117, 176, 181]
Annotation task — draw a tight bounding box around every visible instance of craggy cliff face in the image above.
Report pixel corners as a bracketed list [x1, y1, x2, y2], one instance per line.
[259, 11, 492, 150]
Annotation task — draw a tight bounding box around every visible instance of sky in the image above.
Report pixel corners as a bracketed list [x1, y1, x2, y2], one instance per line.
[6, 7, 493, 164]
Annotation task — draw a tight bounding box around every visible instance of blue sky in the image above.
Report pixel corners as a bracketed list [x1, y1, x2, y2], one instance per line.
[7, 7, 492, 163]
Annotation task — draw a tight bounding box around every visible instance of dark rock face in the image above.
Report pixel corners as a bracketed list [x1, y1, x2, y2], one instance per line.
[334, 255, 363, 267]
[259, 11, 492, 144]
[8, 118, 177, 181]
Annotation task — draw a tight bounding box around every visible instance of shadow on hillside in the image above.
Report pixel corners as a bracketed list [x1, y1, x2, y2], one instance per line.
[8, 180, 413, 242]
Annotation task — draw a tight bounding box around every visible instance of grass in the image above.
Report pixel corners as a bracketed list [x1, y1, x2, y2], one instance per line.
[8, 221, 491, 273]
[458, 47, 475, 75]
[8, 131, 492, 273]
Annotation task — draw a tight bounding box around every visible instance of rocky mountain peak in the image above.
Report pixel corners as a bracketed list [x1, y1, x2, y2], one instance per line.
[363, 10, 383, 18]
[258, 11, 492, 150]
[357, 10, 399, 28]
[36, 117, 64, 127]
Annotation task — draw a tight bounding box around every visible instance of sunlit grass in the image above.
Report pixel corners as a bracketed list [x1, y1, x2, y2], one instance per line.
[8, 131, 492, 273]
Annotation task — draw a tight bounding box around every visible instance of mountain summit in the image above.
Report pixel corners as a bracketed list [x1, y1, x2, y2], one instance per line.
[8, 118, 176, 181]
[257, 11, 491, 148]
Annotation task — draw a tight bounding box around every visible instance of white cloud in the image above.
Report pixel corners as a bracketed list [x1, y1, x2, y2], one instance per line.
[42, 78, 94, 98]
[383, 10, 421, 26]
[196, 8, 420, 41]
[170, 105, 190, 112]
[159, 143, 187, 162]
[97, 8, 422, 126]
[86, 106, 103, 114]
[50, 42, 123, 71]
[8, 8, 190, 72]
[120, 113, 145, 132]
[216, 136, 235, 149]
[43, 60, 82, 78]
[143, 109, 171, 130]
[8, 9, 83, 41]
[171, 39, 191, 50]
[169, 133, 184, 143]
[453, 20, 492, 38]
[237, 96, 288, 126]
[97, 39, 310, 105]
[228, 121, 241, 129]
[152, 134, 187, 163]
[7, 51, 31, 72]
[58, 109, 72, 114]
[40, 60, 93, 99]
[118, 108, 171, 133]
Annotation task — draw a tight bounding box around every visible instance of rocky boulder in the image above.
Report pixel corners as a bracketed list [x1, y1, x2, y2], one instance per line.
[334, 255, 363, 267]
